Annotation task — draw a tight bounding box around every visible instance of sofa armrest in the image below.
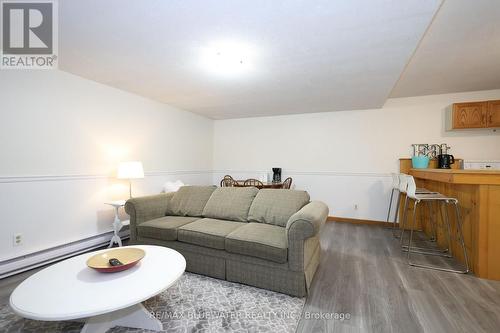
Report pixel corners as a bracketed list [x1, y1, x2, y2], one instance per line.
[286, 201, 329, 240]
[124, 193, 174, 241]
[286, 201, 329, 271]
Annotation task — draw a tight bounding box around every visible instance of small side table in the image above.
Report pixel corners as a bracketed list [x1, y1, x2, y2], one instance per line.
[105, 200, 130, 247]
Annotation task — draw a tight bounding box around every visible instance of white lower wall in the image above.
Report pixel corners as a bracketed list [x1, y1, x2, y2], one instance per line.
[213, 89, 500, 221]
[0, 171, 211, 263]
[0, 70, 213, 262]
[212, 170, 390, 220]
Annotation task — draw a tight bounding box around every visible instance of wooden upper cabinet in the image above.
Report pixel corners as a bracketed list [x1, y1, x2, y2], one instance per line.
[451, 100, 500, 129]
[487, 100, 500, 128]
[452, 102, 487, 129]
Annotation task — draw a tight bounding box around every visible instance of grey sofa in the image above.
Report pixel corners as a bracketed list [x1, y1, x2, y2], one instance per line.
[124, 186, 328, 297]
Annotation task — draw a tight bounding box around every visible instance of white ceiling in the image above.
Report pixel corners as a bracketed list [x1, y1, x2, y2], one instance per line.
[391, 0, 500, 98]
[59, 0, 441, 119]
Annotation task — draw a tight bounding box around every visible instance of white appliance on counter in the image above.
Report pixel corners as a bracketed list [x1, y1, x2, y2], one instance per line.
[463, 160, 500, 170]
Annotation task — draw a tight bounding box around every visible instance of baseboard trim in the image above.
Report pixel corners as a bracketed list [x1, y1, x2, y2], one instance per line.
[0, 230, 130, 279]
[327, 216, 394, 228]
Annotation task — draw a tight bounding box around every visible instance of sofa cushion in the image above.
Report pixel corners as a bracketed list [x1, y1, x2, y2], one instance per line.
[225, 223, 288, 263]
[166, 186, 216, 217]
[178, 218, 246, 250]
[202, 187, 259, 222]
[248, 189, 310, 227]
[137, 216, 200, 241]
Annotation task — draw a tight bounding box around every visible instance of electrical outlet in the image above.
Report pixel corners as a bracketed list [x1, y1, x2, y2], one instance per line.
[354, 204, 359, 210]
[13, 233, 22, 246]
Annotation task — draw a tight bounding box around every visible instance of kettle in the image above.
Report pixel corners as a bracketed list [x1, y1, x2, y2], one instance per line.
[438, 154, 455, 169]
[272, 168, 282, 183]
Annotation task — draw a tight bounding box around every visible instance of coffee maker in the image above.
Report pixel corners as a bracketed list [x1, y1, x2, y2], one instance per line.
[437, 144, 454, 169]
[272, 168, 282, 183]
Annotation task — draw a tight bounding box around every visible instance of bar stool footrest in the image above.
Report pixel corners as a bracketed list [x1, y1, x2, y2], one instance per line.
[408, 262, 469, 274]
[401, 244, 449, 253]
[403, 248, 452, 257]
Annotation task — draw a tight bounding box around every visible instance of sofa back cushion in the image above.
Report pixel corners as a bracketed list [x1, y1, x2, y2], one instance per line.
[202, 187, 259, 222]
[248, 189, 310, 227]
[166, 186, 217, 217]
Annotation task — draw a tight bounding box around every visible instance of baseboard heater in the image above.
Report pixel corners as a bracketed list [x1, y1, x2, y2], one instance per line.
[0, 230, 130, 279]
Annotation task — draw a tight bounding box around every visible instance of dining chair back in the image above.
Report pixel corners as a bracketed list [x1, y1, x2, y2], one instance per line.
[220, 175, 237, 187]
[282, 177, 293, 189]
[243, 178, 264, 187]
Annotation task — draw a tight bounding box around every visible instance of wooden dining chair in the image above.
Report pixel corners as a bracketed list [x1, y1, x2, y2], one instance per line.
[282, 177, 293, 189]
[243, 178, 264, 187]
[220, 175, 237, 187]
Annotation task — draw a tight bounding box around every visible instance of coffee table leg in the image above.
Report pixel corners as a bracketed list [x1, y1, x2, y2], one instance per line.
[81, 303, 162, 333]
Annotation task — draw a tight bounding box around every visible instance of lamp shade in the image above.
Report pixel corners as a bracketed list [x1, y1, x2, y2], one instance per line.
[117, 161, 144, 179]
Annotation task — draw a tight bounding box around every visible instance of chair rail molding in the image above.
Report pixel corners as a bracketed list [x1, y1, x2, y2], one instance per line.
[212, 169, 392, 178]
[0, 170, 213, 183]
[1, 170, 392, 184]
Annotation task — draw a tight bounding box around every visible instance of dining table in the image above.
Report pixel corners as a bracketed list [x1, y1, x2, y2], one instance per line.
[234, 181, 284, 189]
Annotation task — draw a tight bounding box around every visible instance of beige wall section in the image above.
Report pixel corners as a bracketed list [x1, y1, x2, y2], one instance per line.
[0, 70, 213, 262]
[214, 90, 500, 173]
[213, 89, 500, 220]
[0, 70, 213, 176]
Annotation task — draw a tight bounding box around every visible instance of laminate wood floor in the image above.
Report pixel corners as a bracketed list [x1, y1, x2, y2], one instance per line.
[2, 223, 500, 333]
[297, 222, 500, 333]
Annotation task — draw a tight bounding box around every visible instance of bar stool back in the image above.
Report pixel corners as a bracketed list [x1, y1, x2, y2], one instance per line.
[397, 174, 411, 237]
[398, 174, 440, 243]
[388, 173, 425, 237]
[387, 173, 401, 232]
[392, 173, 437, 239]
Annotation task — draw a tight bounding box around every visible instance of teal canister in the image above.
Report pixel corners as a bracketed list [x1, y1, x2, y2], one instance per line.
[411, 156, 430, 169]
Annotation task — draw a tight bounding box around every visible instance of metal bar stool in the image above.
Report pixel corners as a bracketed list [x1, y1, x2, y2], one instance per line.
[396, 174, 438, 242]
[404, 175, 469, 273]
[398, 174, 452, 256]
[388, 173, 436, 237]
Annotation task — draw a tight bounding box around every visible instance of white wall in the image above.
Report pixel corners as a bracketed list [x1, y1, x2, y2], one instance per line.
[213, 89, 500, 220]
[2, 70, 500, 263]
[0, 70, 213, 261]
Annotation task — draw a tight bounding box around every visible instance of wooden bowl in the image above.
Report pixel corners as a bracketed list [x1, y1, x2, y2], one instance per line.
[86, 248, 145, 273]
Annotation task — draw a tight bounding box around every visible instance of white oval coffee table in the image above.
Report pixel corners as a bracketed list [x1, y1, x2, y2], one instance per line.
[10, 245, 185, 333]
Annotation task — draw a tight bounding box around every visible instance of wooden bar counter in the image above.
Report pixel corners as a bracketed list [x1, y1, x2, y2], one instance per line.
[405, 167, 500, 280]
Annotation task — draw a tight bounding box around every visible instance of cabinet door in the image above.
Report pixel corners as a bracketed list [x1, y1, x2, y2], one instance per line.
[487, 100, 500, 128]
[452, 102, 487, 129]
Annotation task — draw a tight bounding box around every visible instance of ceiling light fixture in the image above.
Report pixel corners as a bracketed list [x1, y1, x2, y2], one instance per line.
[200, 41, 256, 78]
